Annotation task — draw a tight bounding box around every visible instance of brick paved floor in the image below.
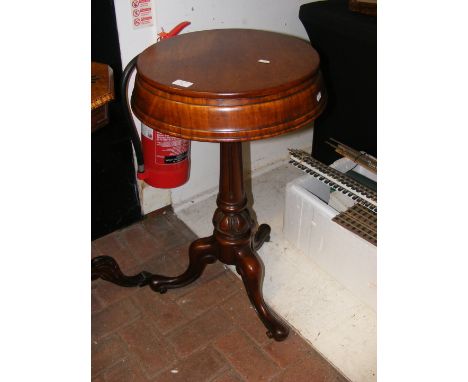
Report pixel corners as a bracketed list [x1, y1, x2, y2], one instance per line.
[92, 209, 349, 382]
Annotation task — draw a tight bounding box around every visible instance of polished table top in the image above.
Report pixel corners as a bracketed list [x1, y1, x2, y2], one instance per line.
[132, 29, 326, 142]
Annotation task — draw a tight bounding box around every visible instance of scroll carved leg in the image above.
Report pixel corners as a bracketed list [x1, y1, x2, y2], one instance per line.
[91, 255, 152, 287]
[149, 236, 218, 293]
[252, 223, 271, 251]
[93, 141, 287, 342]
[92, 236, 218, 292]
[235, 247, 289, 341]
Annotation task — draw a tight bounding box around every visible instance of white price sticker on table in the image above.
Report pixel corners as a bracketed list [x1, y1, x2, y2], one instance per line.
[172, 79, 194, 88]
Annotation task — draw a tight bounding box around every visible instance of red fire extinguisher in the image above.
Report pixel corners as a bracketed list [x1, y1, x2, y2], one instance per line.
[121, 21, 192, 189]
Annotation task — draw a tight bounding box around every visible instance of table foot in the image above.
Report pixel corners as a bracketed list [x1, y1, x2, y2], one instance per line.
[91, 255, 152, 287]
[252, 223, 271, 251]
[149, 236, 218, 293]
[92, 236, 218, 293]
[236, 246, 290, 341]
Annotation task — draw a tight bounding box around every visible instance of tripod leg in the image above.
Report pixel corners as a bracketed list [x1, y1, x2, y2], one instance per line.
[91, 256, 151, 287]
[235, 247, 289, 341]
[149, 236, 218, 293]
[252, 223, 271, 251]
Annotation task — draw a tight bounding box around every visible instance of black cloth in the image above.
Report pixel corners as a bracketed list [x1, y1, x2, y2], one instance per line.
[299, 0, 376, 164]
[92, 0, 141, 239]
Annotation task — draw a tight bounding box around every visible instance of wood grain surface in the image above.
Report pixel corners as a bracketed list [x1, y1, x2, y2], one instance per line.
[132, 29, 326, 142]
[91, 62, 114, 110]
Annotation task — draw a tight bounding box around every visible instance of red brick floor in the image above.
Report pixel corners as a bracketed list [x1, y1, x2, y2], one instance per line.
[92, 210, 348, 382]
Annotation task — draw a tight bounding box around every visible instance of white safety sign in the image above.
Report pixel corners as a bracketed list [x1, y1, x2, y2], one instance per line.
[131, 0, 154, 29]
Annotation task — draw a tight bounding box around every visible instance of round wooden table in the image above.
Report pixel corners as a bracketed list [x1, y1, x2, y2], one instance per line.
[92, 29, 326, 341]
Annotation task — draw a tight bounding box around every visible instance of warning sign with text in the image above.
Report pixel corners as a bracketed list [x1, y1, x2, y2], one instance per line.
[131, 0, 154, 29]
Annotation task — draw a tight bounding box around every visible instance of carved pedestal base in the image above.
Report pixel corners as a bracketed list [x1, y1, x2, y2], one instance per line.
[92, 142, 289, 341]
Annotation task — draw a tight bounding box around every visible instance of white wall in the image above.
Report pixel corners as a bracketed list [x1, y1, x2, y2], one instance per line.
[114, 1, 158, 67]
[154, 0, 313, 40]
[115, 0, 318, 211]
[114, 0, 172, 214]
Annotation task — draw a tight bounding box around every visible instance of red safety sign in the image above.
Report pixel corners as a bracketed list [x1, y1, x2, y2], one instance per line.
[131, 0, 154, 29]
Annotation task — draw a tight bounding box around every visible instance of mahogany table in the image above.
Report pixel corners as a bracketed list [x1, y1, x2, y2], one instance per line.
[92, 29, 326, 341]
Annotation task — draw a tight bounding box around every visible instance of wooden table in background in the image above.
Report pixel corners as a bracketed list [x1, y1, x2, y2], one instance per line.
[92, 29, 327, 341]
[349, 0, 377, 16]
[91, 62, 114, 132]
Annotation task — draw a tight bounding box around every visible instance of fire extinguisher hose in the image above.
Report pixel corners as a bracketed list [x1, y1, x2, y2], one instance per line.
[121, 55, 145, 173]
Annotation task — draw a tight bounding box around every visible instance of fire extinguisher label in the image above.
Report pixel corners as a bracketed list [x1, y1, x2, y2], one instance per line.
[141, 124, 154, 140]
[155, 131, 190, 164]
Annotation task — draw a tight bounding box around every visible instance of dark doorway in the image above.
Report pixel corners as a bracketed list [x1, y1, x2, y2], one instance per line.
[300, 0, 376, 165]
[91, 0, 142, 240]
